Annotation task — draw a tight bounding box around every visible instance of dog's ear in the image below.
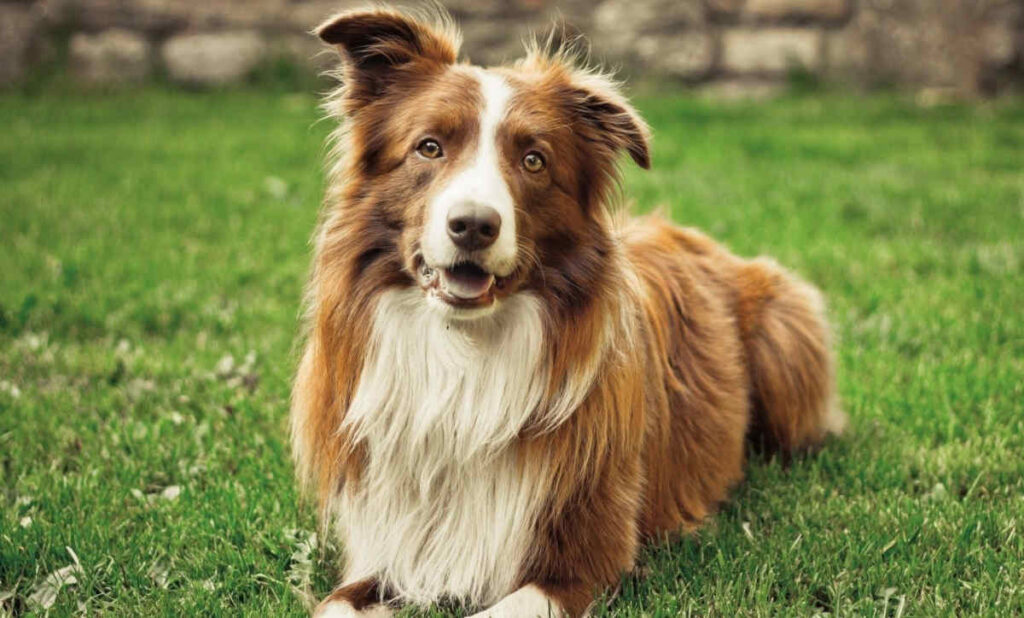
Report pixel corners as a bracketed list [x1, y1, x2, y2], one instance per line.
[566, 73, 651, 170]
[316, 9, 460, 106]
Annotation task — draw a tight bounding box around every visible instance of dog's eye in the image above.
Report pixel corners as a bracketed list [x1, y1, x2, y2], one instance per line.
[416, 139, 443, 159]
[523, 151, 545, 173]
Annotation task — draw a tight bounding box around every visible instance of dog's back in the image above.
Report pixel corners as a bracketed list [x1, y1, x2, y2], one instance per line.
[622, 216, 844, 535]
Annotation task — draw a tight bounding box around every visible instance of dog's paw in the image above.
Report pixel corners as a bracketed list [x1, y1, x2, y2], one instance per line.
[314, 600, 359, 618]
[467, 586, 564, 618]
[314, 600, 394, 618]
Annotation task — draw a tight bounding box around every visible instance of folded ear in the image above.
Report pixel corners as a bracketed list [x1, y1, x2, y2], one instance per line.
[316, 9, 460, 106]
[567, 73, 651, 169]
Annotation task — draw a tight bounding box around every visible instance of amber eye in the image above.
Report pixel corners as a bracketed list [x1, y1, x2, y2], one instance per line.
[417, 139, 443, 159]
[523, 151, 546, 173]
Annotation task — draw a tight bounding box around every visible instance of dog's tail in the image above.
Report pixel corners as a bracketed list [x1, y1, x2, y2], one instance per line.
[734, 258, 846, 455]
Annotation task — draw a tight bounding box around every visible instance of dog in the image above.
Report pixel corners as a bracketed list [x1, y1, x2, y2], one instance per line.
[290, 7, 845, 617]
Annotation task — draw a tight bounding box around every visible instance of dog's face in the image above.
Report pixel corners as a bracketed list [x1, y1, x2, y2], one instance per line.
[319, 10, 650, 320]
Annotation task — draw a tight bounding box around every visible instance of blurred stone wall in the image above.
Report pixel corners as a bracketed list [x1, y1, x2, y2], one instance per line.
[2, 0, 1022, 96]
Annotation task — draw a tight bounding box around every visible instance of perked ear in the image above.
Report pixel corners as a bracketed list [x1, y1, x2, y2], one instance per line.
[315, 8, 460, 106]
[568, 73, 652, 169]
[519, 33, 651, 170]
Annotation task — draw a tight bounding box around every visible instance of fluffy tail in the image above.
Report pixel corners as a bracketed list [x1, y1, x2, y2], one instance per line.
[735, 258, 845, 455]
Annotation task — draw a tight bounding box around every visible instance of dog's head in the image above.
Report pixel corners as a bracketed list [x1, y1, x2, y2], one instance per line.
[318, 8, 650, 320]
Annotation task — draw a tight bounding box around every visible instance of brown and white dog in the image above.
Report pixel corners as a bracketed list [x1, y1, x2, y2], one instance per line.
[291, 7, 845, 617]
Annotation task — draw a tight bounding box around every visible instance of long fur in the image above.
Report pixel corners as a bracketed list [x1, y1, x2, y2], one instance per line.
[337, 288, 599, 605]
[292, 6, 843, 617]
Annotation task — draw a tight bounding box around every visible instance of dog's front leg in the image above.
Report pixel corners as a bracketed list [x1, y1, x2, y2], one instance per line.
[314, 578, 393, 618]
[467, 585, 565, 618]
[314, 603, 392, 618]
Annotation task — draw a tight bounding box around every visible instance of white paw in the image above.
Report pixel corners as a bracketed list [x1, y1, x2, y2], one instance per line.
[467, 586, 563, 618]
[314, 600, 394, 618]
[315, 600, 358, 618]
[824, 404, 848, 436]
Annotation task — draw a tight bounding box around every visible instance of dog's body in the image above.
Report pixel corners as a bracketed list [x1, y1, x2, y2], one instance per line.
[291, 8, 843, 617]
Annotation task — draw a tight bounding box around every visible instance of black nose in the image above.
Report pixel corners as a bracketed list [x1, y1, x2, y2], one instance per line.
[446, 202, 502, 251]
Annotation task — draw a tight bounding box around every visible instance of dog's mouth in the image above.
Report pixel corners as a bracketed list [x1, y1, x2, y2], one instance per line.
[418, 259, 508, 308]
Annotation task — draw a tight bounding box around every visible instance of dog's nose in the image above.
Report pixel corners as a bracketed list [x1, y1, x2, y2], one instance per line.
[446, 202, 501, 251]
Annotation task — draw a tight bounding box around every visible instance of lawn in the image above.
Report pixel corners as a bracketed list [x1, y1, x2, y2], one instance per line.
[1, 88, 1022, 617]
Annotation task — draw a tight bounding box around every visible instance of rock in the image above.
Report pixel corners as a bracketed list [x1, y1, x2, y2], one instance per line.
[722, 28, 821, 73]
[0, 4, 39, 85]
[180, 0, 279, 30]
[62, 0, 331, 34]
[67, 0, 189, 35]
[825, 5, 957, 89]
[70, 29, 150, 83]
[980, 22, 1017, 67]
[592, 0, 710, 78]
[8, 0, 1024, 96]
[824, 23, 870, 80]
[634, 31, 715, 79]
[594, 0, 704, 55]
[744, 0, 850, 22]
[827, 0, 1024, 94]
[706, 0, 746, 20]
[162, 31, 267, 85]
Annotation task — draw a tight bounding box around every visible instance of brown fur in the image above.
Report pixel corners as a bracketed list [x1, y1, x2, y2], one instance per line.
[292, 7, 841, 616]
[318, 578, 384, 612]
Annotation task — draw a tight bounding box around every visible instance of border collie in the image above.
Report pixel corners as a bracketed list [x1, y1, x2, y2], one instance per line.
[291, 7, 845, 617]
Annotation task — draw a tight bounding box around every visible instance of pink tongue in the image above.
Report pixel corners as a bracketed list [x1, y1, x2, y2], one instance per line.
[442, 266, 494, 299]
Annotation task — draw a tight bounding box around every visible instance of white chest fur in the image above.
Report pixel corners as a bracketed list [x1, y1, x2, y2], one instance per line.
[337, 288, 590, 606]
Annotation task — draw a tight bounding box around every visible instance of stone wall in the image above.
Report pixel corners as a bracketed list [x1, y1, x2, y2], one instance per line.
[2, 0, 1022, 95]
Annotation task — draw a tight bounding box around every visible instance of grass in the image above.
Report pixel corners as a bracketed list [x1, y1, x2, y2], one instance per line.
[1, 88, 1023, 616]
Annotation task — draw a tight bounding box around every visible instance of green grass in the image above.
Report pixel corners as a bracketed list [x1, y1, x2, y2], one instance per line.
[2, 88, 1023, 616]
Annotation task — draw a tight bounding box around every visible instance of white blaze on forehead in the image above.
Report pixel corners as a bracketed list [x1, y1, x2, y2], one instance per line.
[422, 68, 516, 276]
